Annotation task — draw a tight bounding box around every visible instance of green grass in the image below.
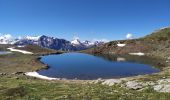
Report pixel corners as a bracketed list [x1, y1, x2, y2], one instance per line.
[0, 52, 45, 74]
[143, 28, 170, 41]
[0, 76, 170, 100]
[15, 45, 61, 55]
[0, 45, 63, 74]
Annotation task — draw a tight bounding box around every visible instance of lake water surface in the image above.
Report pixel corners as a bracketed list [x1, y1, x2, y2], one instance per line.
[38, 53, 159, 80]
[0, 51, 12, 55]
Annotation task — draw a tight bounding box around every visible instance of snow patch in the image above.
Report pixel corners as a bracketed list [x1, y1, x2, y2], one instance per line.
[117, 44, 126, 47]
[17, 45, 25, 48]
[25, 72, 60, 80]
[129, 52, 145, 56]
[7, 47, 33, 54]
[25, 36, 40, 41]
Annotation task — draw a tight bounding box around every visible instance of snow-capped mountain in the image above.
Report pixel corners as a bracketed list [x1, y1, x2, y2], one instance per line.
[15, 36, 40, 45]
[14, 35, 76, 51]
[38, 35, 75, 51]
[82, 40, 106, 47]
[70, 38, 106, 50]
[93, 41, 105, 46]
[0, 37, 11, 44]
[82, 40, 94, 47]
[1, 34, 107, 51]
[0, 34, 15, 44]
[71, 39, 82, 46]
[70, 39, 87, 50]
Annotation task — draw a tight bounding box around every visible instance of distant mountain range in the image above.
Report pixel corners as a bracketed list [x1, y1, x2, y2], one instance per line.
[0, 35, 106, 51]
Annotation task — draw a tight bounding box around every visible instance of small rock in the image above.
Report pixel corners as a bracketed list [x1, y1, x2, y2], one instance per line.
[74, 78, 78, 80]
[168, 57, 170, 60]
[61, 78, 67, 80]
[162, 77, 166, 79]
[0, 73, 6, 75]
[125, 81, 143, 90]
[102, 79, 122, 86]
[14, 77, 19, 79]
[157, 78, 170, 84]
[153, 84, 170, 92]
[97, 78, 102, 81]
[145, 81, 156, 86]
[14, 72, 24, 75]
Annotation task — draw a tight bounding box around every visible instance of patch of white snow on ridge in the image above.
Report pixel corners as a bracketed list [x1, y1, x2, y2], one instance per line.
[7, 47, 33, 54]
[25, 36, 40, 41]
[129, 52, 145, 56]
[17, 45, 25, 48]
[117, 44, 126, 47]
[25, 72, 60, 80]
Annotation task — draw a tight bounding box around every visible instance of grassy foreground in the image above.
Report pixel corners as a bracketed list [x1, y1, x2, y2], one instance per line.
[0, 76, 170, 100]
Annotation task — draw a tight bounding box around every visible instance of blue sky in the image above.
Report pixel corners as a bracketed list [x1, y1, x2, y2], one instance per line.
[0, 0, 170, 41]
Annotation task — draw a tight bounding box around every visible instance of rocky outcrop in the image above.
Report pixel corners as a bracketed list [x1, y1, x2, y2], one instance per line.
[94, 77, 170, 93]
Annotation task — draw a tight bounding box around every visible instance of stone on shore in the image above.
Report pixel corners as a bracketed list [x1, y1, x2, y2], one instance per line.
[102, 79, 122, 86]
[125, 81, 143, 90]
[153, 84, 170, 92]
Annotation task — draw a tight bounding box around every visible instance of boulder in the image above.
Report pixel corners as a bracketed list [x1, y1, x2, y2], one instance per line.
[153, 84, 170, 92]
[125, 81, 143, 90]
[157, 78, 170, 84]
[102, 79, 122, 86]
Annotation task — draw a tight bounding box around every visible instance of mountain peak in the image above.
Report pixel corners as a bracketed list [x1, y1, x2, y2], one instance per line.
[71, 39, 81, 46]
[0, 34, 13, 44]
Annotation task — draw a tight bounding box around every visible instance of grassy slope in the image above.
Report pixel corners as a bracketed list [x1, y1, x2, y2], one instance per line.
[0, 45, 61, 74]
[0, 53, 45, 74]
[15, 44, 63, 55]
[82, 28, 170, 56]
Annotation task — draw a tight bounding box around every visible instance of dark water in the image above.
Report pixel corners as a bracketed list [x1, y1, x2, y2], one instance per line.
[38, 53, 159, 80]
